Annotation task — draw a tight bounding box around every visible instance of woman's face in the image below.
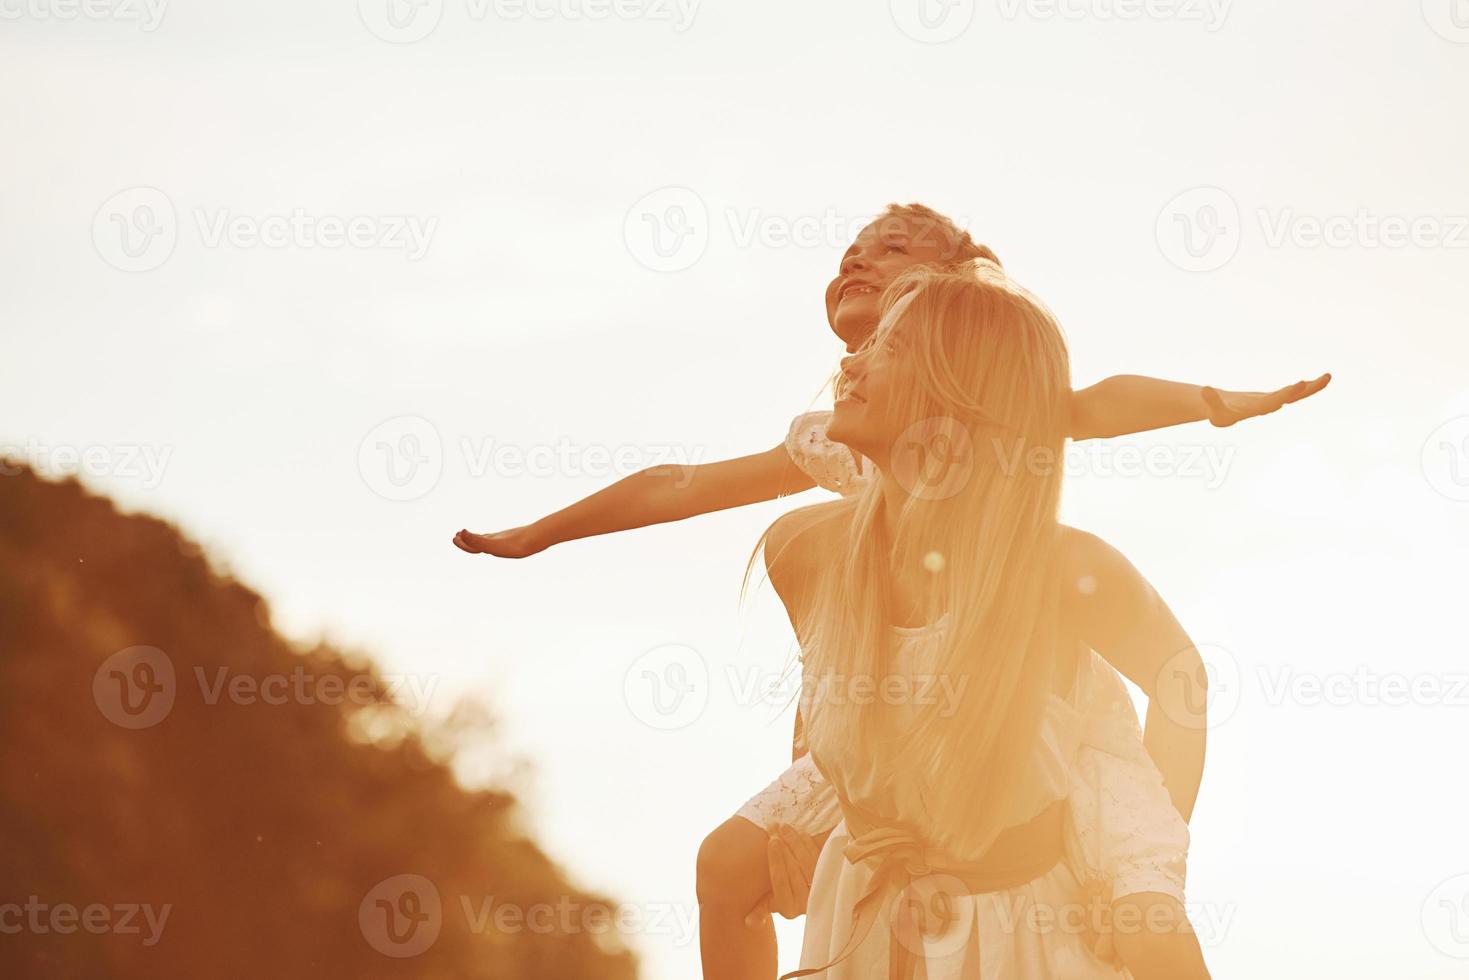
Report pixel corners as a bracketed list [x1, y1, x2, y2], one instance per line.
[826, 295, 917, 462]
[827, 215, 955, 352]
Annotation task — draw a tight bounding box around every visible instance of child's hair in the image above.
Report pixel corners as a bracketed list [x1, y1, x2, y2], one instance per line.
[779, 259, 1073, 857]
[876, 202, 1003, 268]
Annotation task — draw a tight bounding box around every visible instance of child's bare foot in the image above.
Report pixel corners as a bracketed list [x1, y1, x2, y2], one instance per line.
[1203, 373, 1331, 427]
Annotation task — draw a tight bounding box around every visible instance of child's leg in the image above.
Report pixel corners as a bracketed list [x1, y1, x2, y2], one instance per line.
[1109, 892, 1210, 980]
[697, 816, 776, 980]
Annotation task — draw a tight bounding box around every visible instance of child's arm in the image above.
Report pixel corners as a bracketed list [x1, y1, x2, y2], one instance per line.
[1071, 373, 1331, 441]
[453, 443, 816, 558]
[1065, 529, 1206, 823]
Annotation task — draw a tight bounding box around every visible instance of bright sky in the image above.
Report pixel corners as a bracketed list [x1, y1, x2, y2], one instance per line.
[5, 1, 1469, 977]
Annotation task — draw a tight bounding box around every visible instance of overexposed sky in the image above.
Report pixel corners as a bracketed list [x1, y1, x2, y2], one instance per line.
[5, 1, 1469, 976]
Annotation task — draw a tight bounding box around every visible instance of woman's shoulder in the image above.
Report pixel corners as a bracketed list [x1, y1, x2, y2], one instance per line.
[1055, 525, 1156, 627]
[762, 500, 850, 604]
[766, 501, 849, 567]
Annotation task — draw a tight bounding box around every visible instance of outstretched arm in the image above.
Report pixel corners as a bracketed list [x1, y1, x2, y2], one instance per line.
[1071, 373, 1331, 442]
[453, 443, 816, 558]
[1064, 529, 1206, 822]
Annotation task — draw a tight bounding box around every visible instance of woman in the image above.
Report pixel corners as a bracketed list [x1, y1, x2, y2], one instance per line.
[761, 262, 1211, 978]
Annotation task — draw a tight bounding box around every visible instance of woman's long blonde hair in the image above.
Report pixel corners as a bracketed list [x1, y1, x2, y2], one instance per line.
[787, 260, 1073, 857]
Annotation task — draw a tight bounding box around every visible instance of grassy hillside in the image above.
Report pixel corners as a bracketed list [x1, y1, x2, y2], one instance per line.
[0, 466, 638, 980]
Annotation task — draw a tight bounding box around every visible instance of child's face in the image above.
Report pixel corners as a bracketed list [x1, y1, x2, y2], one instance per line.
[826, 215, 955, 352]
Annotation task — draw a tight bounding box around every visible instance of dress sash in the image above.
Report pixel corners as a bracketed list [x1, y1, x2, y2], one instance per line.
[781, 797, 1067, 980]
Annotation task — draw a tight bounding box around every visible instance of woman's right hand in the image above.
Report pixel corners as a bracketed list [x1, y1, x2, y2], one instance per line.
[452, 525, 547, 559]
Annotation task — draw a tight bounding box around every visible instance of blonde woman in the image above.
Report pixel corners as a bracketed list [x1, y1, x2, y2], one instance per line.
[457, 206, 1320, 979]
[763, 263, 1211, 978]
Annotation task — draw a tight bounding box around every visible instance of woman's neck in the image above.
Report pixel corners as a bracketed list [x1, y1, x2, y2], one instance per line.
[875, 469, 948, 629]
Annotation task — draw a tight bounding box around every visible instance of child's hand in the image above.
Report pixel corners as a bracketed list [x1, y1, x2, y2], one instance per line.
[1202, 373, 1331, 427]
[1079, 877, 1121, 968]
[452, 526, 546, 558]
[764, 824, 822, 920]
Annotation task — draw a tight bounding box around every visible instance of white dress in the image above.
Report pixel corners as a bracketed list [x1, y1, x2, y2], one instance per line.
[798, 624, 1128, 979]
[735, 411, 1189, 929]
